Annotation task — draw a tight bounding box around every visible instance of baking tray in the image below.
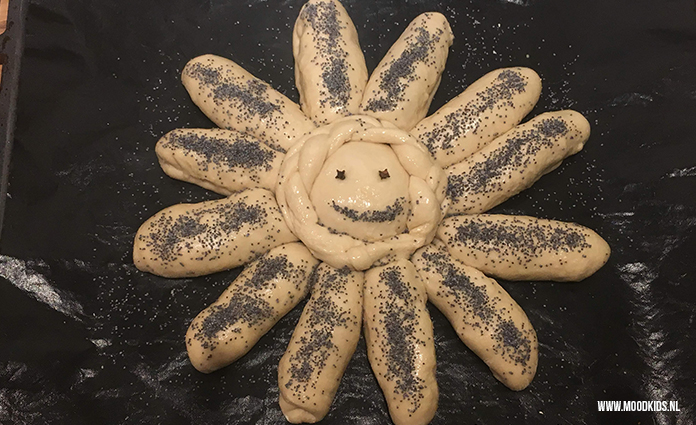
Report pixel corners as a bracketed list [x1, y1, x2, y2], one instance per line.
[0, 0, 27, 235]
[1, 0, 695, 424]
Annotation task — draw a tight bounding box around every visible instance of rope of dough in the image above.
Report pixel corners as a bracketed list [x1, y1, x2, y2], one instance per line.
[277, 115, 449, 270]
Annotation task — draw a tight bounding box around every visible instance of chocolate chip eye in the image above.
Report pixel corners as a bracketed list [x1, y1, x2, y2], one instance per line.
[336, 170, 346, 180]
[379, 169, 390, 180]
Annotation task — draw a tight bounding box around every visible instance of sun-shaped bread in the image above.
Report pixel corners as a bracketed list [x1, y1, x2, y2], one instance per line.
[132, 1, 610, 424]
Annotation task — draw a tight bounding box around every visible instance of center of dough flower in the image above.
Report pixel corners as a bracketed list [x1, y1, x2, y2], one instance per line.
[310, 141, 411, 242]
[276, 115, 449, 271]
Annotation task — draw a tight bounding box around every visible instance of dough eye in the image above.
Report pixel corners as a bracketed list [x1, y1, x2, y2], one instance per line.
[379, 169, 390, 180]
[336, 170, 346, 180]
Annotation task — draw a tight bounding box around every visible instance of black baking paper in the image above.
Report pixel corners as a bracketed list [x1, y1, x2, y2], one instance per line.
[1, 0, 695, 424]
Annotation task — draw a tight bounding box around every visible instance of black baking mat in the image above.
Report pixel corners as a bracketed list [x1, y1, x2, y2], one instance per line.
[1, 0, 695, 424]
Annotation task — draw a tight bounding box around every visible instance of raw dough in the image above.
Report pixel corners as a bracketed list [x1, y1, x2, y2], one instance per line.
[276, 115, 448, 270]
[363, 259, 438, 425]
[156, 128, 283, 195]
[186, 243, 318, 373]
[446, 110, 591, 214]
[133, 188, 297, 277]
[359, 12, 453, 130]
[413, 240, 538, 390]
[411, 67, 542, 167]
[438, 214, 611, 281]
[278, 263, 364, 423]
[293, 0, 368, 125]
[182, 54, 316, 152]
[310, 141, 411, 242]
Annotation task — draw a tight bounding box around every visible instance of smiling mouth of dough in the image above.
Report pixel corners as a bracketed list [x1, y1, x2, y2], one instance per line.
[330, 198, 406, 223]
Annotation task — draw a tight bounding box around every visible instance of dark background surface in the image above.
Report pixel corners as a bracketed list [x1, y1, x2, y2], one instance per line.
[1, 0, 695, 424]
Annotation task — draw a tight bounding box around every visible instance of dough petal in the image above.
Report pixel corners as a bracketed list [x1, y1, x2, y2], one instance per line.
[182, 54, 315, 152]
[437, 214, 611, 281]
[411, 67, 542, 167]
[293, 0, 368, 125]
[363, 259, 438, 425]
[186, 242, 318, 373]
[156, 128, 283, 195]
[133, 188, 298, 277]
[278, 264, 364, 423]
[359, 12, 453, 130]
[412, 240, 538, 390]
[446, 110, 591, 214]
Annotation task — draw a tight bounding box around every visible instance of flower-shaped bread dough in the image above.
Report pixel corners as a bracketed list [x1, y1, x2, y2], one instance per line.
[132, 1, 610, 424]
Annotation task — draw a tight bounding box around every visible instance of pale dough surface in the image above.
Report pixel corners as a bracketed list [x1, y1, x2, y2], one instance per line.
[446, 110, 591, 214]
[413, 240, 538, 390]
[310, 141, 411, 242]
[412, 67, 542, 167]
[363, 259, 438, 425]
[278, 264, 364, 423]
[276, 115, 448, 270]
[359, 12, 453, 130]
[293, 0, 368, 125]
[186, 243, 318, 373]
[438, 214, 611, 281]
[182, 54, 315, 152]
[156, 128, 283, 195]
[133, 188, 297, 277]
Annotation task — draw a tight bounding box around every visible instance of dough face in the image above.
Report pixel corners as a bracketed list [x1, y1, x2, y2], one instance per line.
[276, 115, 448, 270]
[310, 142, 411, 242]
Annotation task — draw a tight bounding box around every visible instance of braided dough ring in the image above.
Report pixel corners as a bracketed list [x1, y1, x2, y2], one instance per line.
[276, 115, 449, 270]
